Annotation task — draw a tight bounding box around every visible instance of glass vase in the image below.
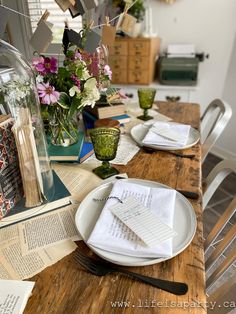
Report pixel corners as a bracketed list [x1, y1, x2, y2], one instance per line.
[48, 106, 79, 147]
[0, 39, 54, 209]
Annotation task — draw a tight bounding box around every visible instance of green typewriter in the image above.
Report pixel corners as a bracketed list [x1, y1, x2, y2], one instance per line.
[157, 56, 199, 86]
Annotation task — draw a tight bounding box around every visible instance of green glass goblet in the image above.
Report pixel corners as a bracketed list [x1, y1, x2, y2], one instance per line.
[137, 88, 156, 121]
[90, 127, 120, 179]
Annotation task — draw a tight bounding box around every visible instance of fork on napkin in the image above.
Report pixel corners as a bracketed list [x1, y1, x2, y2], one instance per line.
[142, 122, 191, 147]
[87, 181, 177, 258]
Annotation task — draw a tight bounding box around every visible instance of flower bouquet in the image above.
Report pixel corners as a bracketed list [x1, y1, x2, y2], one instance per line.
[32, 47, 116, 146]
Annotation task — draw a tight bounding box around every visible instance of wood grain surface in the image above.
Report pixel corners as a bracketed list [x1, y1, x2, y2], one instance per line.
[24, 101, 206, 314]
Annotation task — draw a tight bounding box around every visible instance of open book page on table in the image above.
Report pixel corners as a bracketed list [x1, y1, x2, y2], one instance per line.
[87, 181, 177, 258]
[18, 204, 81, 255]
[0, 236, 77, 280]
[0, 279, 35, 314]
[52, 163, 102, 203]
[0, 171, 71, 228]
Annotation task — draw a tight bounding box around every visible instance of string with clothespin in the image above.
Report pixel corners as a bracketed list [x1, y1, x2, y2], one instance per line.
[0, 0, 139, 30]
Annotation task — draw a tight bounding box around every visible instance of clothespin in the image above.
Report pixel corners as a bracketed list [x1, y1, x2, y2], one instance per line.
[38, 10, 50, 24]
[124, 3, 129, 14]
[105, 16, 110, 26]
[88, 20, 94, 30]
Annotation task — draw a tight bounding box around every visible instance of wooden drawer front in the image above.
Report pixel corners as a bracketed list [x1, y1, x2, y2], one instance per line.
[129, 57, 149, 70]
[109, 41, 128, 56]
[129, 41, 149, 56]
[112, 70, 127, 84]
[128, 70, 149, 84]
[109, 56, 127, 70]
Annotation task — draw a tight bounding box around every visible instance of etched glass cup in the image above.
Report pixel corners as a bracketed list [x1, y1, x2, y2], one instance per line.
[90, 127, 120, 179]
[137, 88, 156, 121]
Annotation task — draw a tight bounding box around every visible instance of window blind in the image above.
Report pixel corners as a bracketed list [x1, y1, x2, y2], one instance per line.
[27, 0, 82, 43]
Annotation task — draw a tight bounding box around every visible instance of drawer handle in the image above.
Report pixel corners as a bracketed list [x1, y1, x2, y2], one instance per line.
[125, 93, 134, 98]
[166, 96, 181, 102]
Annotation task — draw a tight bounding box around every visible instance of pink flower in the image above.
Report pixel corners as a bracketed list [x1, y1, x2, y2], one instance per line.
[32, 57, 58, 75]
[103, 64, 112, 80]
[37, 82, 60, 105]
[43, 57, 58, 73]
[32, 57, 46, 74]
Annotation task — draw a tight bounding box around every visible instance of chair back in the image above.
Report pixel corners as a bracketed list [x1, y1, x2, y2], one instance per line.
[201, 99, 232, 163]
[203, 159, 236, 297]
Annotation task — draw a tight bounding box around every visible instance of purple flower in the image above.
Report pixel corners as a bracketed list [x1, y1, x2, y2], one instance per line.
[44, 57, 58, 73]
[32, 57, 46, 74]
[103, 65, 112, 80]
[71, 75, 81, 89]
[32, 57, 58, 75]
[37, 82, 60, 105]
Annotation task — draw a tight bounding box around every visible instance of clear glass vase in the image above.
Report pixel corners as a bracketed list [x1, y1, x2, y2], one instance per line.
[48, 106, 79, 146]
[0, 40, 54, 210]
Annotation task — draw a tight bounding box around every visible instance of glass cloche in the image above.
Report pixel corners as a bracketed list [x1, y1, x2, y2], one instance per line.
[0, 39, 54, 211]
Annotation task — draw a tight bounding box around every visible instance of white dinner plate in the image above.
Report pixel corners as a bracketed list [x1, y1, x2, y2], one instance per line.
[130, 123, 200, 151]
[75, 178, 197, 266]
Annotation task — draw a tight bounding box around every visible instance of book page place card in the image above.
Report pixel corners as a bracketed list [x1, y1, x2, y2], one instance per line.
[109, 196, 177, 247]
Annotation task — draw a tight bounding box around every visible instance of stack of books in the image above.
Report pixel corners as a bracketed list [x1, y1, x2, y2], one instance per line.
[0, 115, 24, 219]
[0, 171, 71, 228]
[0, 114, 72, 228]
[47, 132, 94, 163]
[82, 102, 130, 130]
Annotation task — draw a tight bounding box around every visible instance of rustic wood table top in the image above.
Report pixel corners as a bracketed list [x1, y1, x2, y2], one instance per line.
[24, 101, 206, 314]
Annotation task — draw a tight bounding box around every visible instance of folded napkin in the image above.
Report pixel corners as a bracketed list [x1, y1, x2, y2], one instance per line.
[87, 181, 177, 258]
[142, 121, 191, 147]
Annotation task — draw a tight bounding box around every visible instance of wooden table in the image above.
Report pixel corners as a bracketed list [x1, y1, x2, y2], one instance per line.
[25, 102, 206, 314]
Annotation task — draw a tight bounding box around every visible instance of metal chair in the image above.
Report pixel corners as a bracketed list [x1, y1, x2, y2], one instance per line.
[201, 99, 232, 164]
[202, 159, 236, 303]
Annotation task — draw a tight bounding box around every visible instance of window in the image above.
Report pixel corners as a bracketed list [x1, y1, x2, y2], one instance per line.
[27, 0, 82, 45]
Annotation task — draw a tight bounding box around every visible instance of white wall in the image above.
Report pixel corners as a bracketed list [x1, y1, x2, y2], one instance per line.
[214, 32, 236, 158]
[149, 0, 236, 156]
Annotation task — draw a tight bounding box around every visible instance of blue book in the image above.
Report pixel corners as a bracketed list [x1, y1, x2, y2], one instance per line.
[82, 110, 130, 129]
[48, 131, 84, 161]
[0, 171, 71, 228]
[79, 141, 94, 163]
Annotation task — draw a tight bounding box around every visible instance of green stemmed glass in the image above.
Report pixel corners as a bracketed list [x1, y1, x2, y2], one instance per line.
[90, 127, 120, 179]
[137, 88, 156, 121]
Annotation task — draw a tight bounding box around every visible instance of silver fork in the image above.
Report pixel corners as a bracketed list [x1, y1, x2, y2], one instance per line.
[74, 250, 188, 295]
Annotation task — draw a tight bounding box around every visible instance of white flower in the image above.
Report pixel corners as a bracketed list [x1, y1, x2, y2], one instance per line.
[81, 68, 90, 80]
[84, 77, 97, 90]
[81, 78, 100, 108]
[36, 75, 44, 83]
[69, 86, 80, 97]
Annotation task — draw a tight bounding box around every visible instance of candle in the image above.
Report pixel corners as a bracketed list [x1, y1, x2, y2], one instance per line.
[145, 8, 149, 34]
[149, 7, 153, 35]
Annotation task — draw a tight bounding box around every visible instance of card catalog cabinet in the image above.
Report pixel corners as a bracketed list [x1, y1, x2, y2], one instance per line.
[109, 37, 160, 85]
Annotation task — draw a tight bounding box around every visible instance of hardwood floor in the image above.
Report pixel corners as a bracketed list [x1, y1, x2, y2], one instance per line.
[202, 154, 236, 298]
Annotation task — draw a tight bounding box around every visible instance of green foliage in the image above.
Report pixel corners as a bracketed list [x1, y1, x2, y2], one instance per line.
[113, 0, 145, 22]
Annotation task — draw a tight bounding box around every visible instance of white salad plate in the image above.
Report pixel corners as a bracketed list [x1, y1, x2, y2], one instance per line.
[130, 123, 200, 151]
[75, 178, 197, 266]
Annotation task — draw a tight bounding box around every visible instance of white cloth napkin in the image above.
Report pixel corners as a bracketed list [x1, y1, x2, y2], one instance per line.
[87, 181, 176, 258]
[142, 121, 191, 147]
